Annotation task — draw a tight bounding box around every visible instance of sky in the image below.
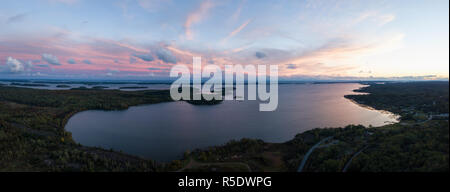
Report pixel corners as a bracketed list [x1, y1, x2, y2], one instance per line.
[0, 0, 448, 80]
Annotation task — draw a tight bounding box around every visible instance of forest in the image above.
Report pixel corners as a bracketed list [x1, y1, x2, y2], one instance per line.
[0, 81, 448, 171]
[185, 81, 449, 172]
[0, 86, 172, 171]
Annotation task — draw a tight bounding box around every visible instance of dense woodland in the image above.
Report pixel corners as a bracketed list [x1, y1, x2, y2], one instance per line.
[187, 81, 449, 172]
[345, 81, 449, 115]
[0, 86, 172, 171]
[0, 81, 448, 172]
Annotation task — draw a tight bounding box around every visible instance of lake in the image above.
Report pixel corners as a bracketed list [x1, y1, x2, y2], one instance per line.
[65, 83, 398, 162]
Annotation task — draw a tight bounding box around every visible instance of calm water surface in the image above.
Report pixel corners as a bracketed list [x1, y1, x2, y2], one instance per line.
[65, 83, 398, 161]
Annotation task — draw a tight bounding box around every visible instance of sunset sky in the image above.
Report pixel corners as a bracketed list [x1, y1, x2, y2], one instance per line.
[0, 0, 448, 80]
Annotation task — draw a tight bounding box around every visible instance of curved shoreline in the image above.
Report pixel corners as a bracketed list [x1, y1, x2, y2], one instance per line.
[2, 81, 447, 171]
[63, 83, 400, 163]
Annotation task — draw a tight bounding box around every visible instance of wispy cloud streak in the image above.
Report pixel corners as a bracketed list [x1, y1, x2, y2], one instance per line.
[184, 0, 214, 40]
[221, 19, 252, 43]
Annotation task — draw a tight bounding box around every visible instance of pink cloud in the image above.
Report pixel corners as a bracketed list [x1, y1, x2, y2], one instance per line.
[184, 0, 215, 40]
[0, 33, 179, 76]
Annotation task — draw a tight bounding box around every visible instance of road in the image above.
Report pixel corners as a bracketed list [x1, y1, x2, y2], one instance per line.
[297, 136, 333, 172]
[342, 146, 368, 172]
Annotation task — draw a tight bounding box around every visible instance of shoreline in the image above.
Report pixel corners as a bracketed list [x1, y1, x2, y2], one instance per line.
[1, 81, 448, 171]
[61, 83, 402, 164]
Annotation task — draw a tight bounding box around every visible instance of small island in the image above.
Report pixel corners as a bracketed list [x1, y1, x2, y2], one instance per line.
[119, 86, 148, 89]
[56, 85, 71, 88]
[185, 97, 224, 105]
[10, 83, 49, 87]
[91, 86, 109, 89]
[179, 87, 224, 105]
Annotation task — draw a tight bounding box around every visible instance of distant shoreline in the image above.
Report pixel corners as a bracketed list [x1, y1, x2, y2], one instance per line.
[1, 79, 448, 86]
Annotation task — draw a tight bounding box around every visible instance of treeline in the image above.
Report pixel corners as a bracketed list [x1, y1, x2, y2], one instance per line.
[345, 81, 449, 114]
[187, 81, 449, 172]
[188, 122, 449, 172]
[0, 86, 172, 171]
[0, 86, 172, 110]
[300, 121, 449, 172]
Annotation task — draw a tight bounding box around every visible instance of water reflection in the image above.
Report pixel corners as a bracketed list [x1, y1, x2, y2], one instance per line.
[65, 83, 398, 161]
